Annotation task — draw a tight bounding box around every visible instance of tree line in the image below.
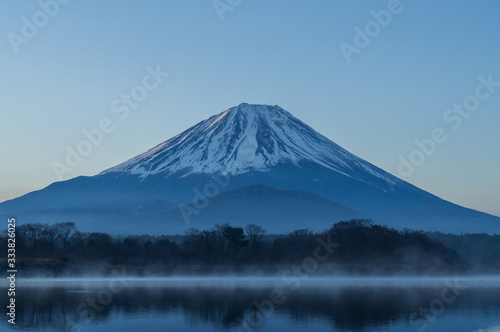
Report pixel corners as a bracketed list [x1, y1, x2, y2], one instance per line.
[1, 219, 487, 275]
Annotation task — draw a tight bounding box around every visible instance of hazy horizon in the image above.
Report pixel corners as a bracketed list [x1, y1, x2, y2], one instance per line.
[1, 1, 500, 217]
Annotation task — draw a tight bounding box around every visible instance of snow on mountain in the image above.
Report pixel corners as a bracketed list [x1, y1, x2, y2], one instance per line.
[2, 103, 499, 234]
[101, 103, 401, 189]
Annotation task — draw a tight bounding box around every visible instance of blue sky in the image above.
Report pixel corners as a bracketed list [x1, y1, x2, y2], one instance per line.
[1, 0, 499, 216]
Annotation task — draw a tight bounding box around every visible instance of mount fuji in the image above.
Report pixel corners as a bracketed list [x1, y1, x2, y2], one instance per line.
[1, 103, 499, 234]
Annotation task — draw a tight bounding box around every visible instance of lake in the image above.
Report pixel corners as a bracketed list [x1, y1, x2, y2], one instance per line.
[2, 276, 500, 331]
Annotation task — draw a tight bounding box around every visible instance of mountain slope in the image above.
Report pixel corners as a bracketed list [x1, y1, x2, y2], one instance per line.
[163, 185, 365, 234]
[101, 103, 406, 191]
[1, 103, 499, 234]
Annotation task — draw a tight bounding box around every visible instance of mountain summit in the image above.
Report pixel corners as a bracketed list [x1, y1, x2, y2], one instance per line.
[102, 103, 402, 190]
[1, 103, 499, 234]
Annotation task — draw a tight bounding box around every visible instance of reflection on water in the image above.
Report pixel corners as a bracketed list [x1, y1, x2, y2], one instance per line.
[1, 277, 500, 331]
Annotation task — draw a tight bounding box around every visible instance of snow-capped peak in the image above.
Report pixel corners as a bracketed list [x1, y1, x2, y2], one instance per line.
[100, 103, 400, 187]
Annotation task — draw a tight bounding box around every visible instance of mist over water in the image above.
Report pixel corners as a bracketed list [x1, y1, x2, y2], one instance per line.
[2, 276, 500, 331]
[11, 275, 500, 288]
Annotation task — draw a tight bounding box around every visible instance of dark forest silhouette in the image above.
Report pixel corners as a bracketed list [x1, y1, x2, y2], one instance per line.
[1, 219, 499, 276]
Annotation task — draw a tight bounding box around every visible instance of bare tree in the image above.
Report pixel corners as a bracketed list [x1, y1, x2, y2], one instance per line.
[24, 223, 46, 249]
[245, 224, 267, 251]
[41, 224, 59, 255]
[287, 229, 312, 241]
[54, 222, 78, 250]
[214, 223, 230, 248]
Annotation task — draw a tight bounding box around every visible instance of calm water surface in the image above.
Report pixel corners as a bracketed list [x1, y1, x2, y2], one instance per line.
[2, 277, 500, 332]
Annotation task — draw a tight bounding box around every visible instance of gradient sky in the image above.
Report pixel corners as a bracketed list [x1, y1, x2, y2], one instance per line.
[1, 0, 499, 216]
